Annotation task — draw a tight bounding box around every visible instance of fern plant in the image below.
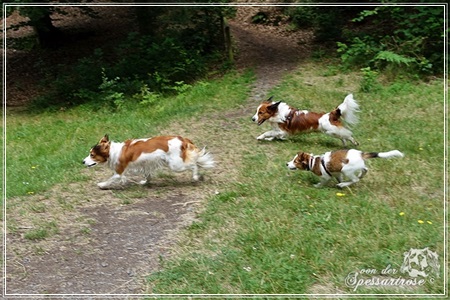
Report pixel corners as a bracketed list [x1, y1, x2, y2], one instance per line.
[336, 4, 444, 76]
[373, 51, 416, 66]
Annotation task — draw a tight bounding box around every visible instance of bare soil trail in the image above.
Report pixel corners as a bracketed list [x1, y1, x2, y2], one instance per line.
[4, 6, 313, 296]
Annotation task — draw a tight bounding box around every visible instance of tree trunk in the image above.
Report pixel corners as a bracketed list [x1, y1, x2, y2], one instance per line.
[134, 5, 166, 36]
[32, 14, 60, 47]
[24, 7, 61, 48]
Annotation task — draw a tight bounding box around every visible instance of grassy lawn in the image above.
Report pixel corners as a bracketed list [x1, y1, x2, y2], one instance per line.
[5, 71, 254, 199]
[4, 63, 446, 296]
[146, 65, 446, 296]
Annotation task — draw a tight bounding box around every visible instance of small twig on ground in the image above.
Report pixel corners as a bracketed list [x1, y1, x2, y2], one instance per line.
[171, 200, 202, 207]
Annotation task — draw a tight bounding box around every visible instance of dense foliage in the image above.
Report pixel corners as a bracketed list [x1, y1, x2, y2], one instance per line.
[47, 5, 234, 108]
[286, 1, 445, 76]
[4, 1, 445, 109]
[4, 2, 234, 108]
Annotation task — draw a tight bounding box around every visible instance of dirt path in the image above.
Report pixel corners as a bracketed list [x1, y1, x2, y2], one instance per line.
[229, 6, 313, 101]
[4, 7, 312, 296]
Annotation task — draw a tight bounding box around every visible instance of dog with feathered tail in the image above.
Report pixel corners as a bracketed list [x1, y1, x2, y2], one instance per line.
[83, 135, 215, 189]
[252, 94, 360, 146]
[287, 149, 404, 188]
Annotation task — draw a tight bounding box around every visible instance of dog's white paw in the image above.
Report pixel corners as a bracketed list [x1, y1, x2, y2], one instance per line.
[257, 136, 275, 141]
[336, 182, 351, 188]
[193, 174, 204, 182]
[98, 182, 110, 189]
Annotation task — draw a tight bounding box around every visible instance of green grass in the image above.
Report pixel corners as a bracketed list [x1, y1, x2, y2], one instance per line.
[5, 70, 254, 198]
[23, 220, 59, 241]
[5, 63, 446, 296]
[147, 65, 446, 296]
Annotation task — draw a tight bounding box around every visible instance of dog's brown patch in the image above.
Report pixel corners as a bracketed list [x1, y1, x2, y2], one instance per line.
[310, 156, 322, 176]
[180, 136, 198, 163]
[326, 150, 349, 172]
[116, 136, 173, 174]
[279, 110, 323, 134]
[328, 108, 343, 127]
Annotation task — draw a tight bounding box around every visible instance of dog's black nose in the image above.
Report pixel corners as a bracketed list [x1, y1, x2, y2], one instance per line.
[82, 160, 85, 164]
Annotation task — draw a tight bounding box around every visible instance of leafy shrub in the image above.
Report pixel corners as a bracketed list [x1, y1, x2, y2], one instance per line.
[286, 5, 362, 43]
[286, 5, 317, 29]
[111, 34, 205, 93]
[27, 5, 234, 109]
[286, 1, 444, 77]
[338, 4, 444, 76]
[359, 67, 381, 93]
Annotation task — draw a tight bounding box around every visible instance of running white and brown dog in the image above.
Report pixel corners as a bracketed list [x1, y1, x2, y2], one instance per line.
[252, 94, 359, 146]
[287, 149, 404, 188]
[83, 135, 215, 189]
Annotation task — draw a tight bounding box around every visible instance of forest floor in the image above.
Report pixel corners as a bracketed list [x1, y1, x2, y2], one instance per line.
[4, 5, 313, 296]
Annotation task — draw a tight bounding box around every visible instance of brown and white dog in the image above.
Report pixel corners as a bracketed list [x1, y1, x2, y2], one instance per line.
[83, 135, 215, 189]
[287, 149, 404, 188]
[252, 94, 359, 146]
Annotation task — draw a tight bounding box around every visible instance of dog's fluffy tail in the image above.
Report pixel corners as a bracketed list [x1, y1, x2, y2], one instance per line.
[337, 94, 360, 126]
[196, 147, 215, 169]
[363, 150, 404, 160]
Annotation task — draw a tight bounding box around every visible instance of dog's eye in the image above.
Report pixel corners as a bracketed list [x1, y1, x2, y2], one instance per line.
[90, 153, 95, 158]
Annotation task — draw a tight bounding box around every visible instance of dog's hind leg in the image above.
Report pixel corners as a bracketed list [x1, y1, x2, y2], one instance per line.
[327, 126, 358, 147]
[336, 172, 360, 188]
[139, 174, 152, 185]
[358, 168, 368, 179]
[348, 136, 359, 146]
[191, 165, 204, 181]
[340, 137, 359, 147]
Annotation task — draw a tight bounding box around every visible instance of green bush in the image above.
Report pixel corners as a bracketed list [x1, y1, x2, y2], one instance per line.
[286, 2, 444, 77]
[337, 4, 444, 76]
[27, 5, 234, 109]
[111, 34, 206, 92]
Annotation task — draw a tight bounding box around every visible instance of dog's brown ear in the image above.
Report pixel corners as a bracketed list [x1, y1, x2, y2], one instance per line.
[268, 101, 281, 111]
[100, 134, 109, 144]
[298, 152, 310, 169]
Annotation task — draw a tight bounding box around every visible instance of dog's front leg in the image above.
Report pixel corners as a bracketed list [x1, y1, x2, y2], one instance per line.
[98, 173, 126, 189]
[257, 129, 286, 141]
[257, 130, 274, 140]
[314, 176, 331, 188]
[314, 180, 328, 188]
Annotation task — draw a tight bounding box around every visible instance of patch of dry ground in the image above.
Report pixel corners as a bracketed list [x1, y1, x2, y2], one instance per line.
[4, 5, 312, 296]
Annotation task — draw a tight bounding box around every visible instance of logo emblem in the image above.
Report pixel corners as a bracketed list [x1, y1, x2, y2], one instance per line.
[400, 247, 440, 278]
